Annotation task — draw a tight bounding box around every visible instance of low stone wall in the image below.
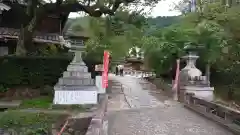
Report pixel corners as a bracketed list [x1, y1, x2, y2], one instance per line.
[85, 94, 108, 135]
[184, 93, 240, 134]
[123, 70, 155, 78]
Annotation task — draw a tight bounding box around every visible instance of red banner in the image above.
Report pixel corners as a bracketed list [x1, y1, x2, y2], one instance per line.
[173, 59, 180, 90]
[172, 59, 180, 101]
[102, 51, 109, 88]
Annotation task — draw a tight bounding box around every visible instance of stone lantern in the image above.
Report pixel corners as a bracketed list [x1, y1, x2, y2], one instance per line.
[53, 36, 98, 105]
[178, 46, 214, 102]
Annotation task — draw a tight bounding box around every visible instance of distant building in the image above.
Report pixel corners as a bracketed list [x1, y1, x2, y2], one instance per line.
[189, 0, 240, 12]
[190, 0, 197, 12]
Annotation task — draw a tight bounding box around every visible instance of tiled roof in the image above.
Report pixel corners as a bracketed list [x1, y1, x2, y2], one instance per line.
[65, 29, 90, 38]
[0, 27, 61, 44]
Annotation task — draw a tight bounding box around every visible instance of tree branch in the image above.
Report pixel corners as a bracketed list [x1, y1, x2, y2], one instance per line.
[42, 0, 134, 17]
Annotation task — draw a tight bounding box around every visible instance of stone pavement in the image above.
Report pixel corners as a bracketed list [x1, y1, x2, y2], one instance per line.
[107, 74, 234, 135]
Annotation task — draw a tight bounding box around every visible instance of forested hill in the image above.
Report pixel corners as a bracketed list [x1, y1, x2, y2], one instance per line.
[145, 16, 179, 35]
[64, 16, 180, 34]
[147, 16, 179, 28]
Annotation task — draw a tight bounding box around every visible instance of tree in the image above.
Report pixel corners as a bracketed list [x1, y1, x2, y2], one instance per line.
[141, 11, 230, 77]
[141, 1, 240, 101]
[14, 0, 160, 55]
[70, 10, 147, 63]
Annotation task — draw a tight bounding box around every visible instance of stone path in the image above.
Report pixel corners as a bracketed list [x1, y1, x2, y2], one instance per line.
[107, 74, 234, 135]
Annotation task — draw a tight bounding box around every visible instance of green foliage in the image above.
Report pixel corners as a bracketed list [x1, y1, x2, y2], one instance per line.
[70, 11, 147, 62]
[140, 2, 240, 101]
[20, 96, 52, 109]
[0, 85, 8, 93]
[0, 111, 66, 134]
[146, 16, 180, 35]
[0, 56, 71, 88]
[35, 44, 61, 56]
[142, 3, 231, 74]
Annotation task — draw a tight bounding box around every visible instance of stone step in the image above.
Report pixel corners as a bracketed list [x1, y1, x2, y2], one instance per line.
[58, 78, 95, 85]
[63, 71, 91, 78]
[0, 100, 21, 108]
[67, 65, 88, 72]
[54, 85, 98, 91]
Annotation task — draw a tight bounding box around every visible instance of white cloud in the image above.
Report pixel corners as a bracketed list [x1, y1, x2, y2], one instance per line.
[150, 0, 182, 17]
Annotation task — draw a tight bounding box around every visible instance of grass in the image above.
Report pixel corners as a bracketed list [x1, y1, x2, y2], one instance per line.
[20, 96, 52, 109]
[0, 111, 69, 134]
[19, 96, 91, 112]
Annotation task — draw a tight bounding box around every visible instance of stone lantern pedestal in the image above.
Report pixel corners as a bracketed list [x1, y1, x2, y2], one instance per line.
[178, 48, 214, 102]
[53, 42, 98, 105]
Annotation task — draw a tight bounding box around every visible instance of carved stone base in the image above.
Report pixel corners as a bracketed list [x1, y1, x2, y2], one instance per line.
[58, 78, 95, 85]
[63, 71, 91, 78]
[180, 86, 214, 102]
[67, 64, 88, 72]
[53, 87, 98, 105]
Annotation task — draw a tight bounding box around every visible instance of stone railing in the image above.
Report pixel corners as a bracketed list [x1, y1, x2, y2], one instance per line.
[184, 93, 240, 134]
[85, 94, 108, 135]
[123, 70, 155, 78]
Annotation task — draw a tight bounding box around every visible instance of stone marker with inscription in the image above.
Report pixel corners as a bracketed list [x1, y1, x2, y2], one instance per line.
[96, 76, 106, 94]
[53, 37, 98, 105]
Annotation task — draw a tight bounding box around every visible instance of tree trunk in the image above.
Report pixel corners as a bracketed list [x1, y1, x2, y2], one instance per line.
[15, 0, 39, 56]
[227, 88, 234, 100]
[205, 63, 210, 84]
[16, 27, 34, 55]
[16, 15, 37, 56]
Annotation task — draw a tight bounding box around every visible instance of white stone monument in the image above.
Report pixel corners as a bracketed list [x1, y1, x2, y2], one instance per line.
[95, 76, 106, 94]
[95, 65, 106, 94]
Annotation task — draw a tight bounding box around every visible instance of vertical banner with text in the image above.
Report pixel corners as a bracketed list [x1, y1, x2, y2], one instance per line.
[173, 59, 180, 101]
[102, 51, 109, 88]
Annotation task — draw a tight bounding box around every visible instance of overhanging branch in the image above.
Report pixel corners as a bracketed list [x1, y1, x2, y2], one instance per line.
[42, 0, 134, 17]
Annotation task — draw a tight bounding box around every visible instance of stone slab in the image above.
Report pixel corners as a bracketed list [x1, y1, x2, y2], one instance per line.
[0, 100, 21, 108]
[58, 78, 95, 85]
[180, 86, 214, 91]
[54, 85, 98, 91]
[53, 90, 98, 105]
[67, 65, 88, 72]
[96, 76, 106, 94]
[63, 71, 91, 78]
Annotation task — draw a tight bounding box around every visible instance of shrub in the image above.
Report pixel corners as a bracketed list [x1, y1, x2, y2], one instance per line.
[0, 56, 71, 88]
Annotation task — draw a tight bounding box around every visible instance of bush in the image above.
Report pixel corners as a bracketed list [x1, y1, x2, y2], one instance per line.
[0, 56, 71, 88]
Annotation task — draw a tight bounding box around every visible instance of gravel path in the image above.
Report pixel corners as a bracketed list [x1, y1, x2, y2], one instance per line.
[107, 74, 234, 135]
[112, 75, 165, 108]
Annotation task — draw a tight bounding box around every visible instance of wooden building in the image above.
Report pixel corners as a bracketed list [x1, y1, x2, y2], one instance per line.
[124, 57, 144, 70]
[0, 0, 70, 56]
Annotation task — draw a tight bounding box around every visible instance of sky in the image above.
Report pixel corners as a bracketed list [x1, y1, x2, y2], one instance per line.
[68, 0, 182, 18]
[150, 0, 182, 17]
